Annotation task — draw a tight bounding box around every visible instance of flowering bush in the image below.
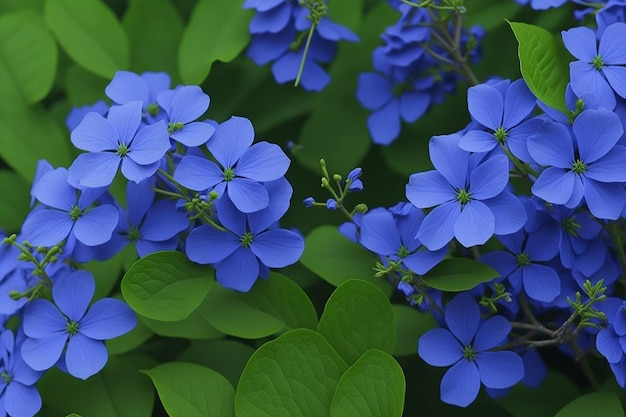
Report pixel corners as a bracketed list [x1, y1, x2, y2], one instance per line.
[3, 0, 626, 416]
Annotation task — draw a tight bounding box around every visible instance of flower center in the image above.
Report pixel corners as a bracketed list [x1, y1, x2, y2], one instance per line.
[571, 158, 587, 175]
[397, 245, 410, 259]
[0, 371, 11, 384]
[223, 167, 235, 182]
[493, 127, 507, 144]
[462, 345, 477, 360]
[240, 231, 254, 248]
[561, 217, 581, 237]
[66, 320, 79, 337]
[126, 225, 142, 243]
[591, 55, 604, 71]
[516, 252, 531, 267]
[147, 103, 160, 117]
[117, 142, 129, 157]
[69, 205, 82, 222]
[456, 189, 471, 205]
[168, 122, 184, 135]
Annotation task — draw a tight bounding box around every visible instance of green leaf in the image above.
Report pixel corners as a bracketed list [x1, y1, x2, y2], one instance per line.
[122, 0, 183, 80]
[0, 95, 72, 181]
[318, 280, 395, 365]
[65, 64, 108, 107]
[44, 0, 129, 78]
[300, 225, 391, 294]
[178, 0, 252, 84]
[177, 339, 255, 388]
[0, 170, 29, 233]
[198, 272, 317, 338]
[236, 329, 348, 417]
[140, 311, 223, 340]
[121, 251, 214, 321]
[0, 10, 57, 103]
[39, 353, 156, 417]
[496, 372, 582, 417]
[393, 304, 437, 356]
[509, 21, 569, 113]
[554, 392, 624, 417]
[143, 362, 235, 417]
[421, 258, 499, 292]
[330, 349, 405, 417]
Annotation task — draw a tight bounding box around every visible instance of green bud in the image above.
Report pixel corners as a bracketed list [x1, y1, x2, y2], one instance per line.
[333, 174, 342, 182]
[208, 190, 219, 200]
[321, 177, 330, 187]
[354, 203, 368, 213]
[9, 291, 22, 300]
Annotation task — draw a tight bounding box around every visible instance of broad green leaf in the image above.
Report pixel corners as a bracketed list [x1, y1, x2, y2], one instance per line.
[0, 11, 57, 103]
[0, 170, 29, 233]
[330, 349, 405, 417]
[44, 0, 129, 78]
[121, 251, 214, 321]
[300, 225, 391, 294]
[327, 0, 362, 30]
[177, 339, 255, 388]
[318, 280, 395, 365]
[0, 0, 43, 13]
[122, 0, 183, 80]
[421, 258, 499, 291]
[509, 21, 569, 113]
[140, 311, 223, 340]
[236, 329, 348, 417]
[143, 362, 235, 417]
[393, 304, 437, 356]
[66, 414, 82, 417]
[0, 95, 72, 181]
[39, 353, 156, 417]
[496, 372, 582, 417]
[65, 65, 108, 107]
[554, 392, 624, 417]
[178, 0, 252, 84]
[198, 272, 317, 338]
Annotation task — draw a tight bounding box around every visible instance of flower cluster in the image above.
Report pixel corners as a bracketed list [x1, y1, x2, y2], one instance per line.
[244, 0, 359, 91]
[1, 69, 304, 416]
[356, 2, 485, 144]
[305, 9, 626, 406]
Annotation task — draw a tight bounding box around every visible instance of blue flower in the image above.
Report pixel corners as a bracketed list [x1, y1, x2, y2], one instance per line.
[359, 206, 446, 275]
[185, 188, 303, 292]
[406, 134, 527, 250]
[0, 330, 43, 417]
[157, 85, 216, 147]
[562, 22, 626, 109]
[21, 270, 136, 380]
[67, 101, 170, 188]
[22, 168, 119, 248]
[418, 293, 524, 407]
[529, 108, 626, 220]
[105, 70, 171, 122]
[459, 79, 541, 162]
[174, 116, 291, 213]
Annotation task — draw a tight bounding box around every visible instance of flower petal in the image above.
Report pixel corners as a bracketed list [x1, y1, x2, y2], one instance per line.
[236, 142, 290, 182]
[80, 298, 137, 339]
[208, 116, 255, 167]
[418, 328, 463, 366]
[454, 201, 495, 248]
[22, 209, 74, 247]
[445, 293, 480, 346]
[23, 299, 67, 338]
[21, 336, 67, 371]
[174, 155, 223, 192]
[473, 316, 511, 352]
[417, 201, 460, 251]
[215, 248, 260, 292]
[53, 270, 95, 321]
[68, 152, 120, 188]
[227, 178, 270, 213]
[468, 84, 503, 130]
[74, 205, 119, 246]
[440, 360, 481, 407]
[250, 229, 304, 268]
[168, 85, 210, 124]
[186, 224, 240, 264]
[65, 333, 108, 380]
[476, 350, 524, 389]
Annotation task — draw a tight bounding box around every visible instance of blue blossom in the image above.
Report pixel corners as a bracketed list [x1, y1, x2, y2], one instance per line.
[22, 168, 119, 248]
[562, 22, 626, 109]
[67, 101, 170, 188]
[185, 192, 304, 292]
[303, 196, 315, 207]
[459, 79, 540, 162]
[21, 270, 136, 380]
[105, 70, 171, 122]
[359, 206, 446, 275]
[157, 85, 216, 147]
[0, 330, 43, 417]
[528, 108, 626, 220]
[325, 198, 338, 210]
[418, 293, 524, 407]
[174, 116, 291, 213]
[406, 134, 527, 250]
[245, 0, 359, 91]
